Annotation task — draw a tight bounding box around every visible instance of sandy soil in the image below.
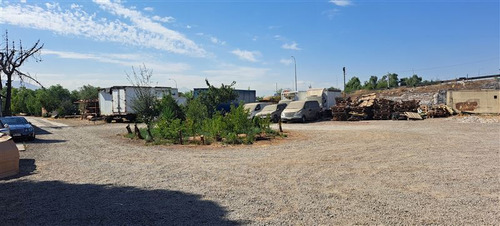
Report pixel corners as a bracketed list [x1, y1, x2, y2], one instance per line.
[1, 117, 499, 225]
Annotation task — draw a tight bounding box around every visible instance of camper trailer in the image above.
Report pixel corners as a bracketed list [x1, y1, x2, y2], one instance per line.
[98, 86, 181, 122]
[306, 88, 342, 111]
[281, 88, 341, 111]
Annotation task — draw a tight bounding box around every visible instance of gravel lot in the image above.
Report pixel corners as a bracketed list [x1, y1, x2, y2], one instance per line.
[1, 117, 499, 225]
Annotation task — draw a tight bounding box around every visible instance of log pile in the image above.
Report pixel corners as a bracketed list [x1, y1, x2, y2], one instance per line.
[373, 99, 394, 120]
[329, 93, 453, 121]
[426, 105, 454, 118]
[331, 97, 351, 121]
[393, 100, 420, 113]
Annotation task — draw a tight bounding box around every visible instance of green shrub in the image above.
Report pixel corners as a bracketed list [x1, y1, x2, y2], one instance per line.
[185, 98, 208, 135]
[201, 112, 226, 140]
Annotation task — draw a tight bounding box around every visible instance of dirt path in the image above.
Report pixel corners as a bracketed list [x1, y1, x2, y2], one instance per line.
[1, 117, 499, 225]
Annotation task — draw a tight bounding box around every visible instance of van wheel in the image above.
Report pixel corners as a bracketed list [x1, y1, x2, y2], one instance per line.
[105, 117, 112, 123]
[301, 115, 306, 123]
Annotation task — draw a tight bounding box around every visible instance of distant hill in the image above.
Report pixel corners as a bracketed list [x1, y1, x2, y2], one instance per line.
[2, 81, 41, 90]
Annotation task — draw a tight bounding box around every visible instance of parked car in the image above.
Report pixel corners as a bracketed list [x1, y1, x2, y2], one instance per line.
[255, 103, 288, 123]
[243, 102, 271, 119]
[0, 116, 35, 140]
[0, 120, 10, 135]
[280, 100, 321, 123]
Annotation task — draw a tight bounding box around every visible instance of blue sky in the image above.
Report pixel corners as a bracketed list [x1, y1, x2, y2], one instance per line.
[0, 0, 498, 96]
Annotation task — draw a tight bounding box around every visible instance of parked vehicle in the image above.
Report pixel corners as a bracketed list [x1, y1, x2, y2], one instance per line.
[0, 120, 10, 135]
[281, 88, 341, 111]
[99, 86, 183, 123]
[243, 102, 271, 119]
[280, 100, 321, 123]
[0, 116, 35, 140]
[193, 88, 256, 113]
[306, 88, 341, 111]
[255, 103, 288, 123]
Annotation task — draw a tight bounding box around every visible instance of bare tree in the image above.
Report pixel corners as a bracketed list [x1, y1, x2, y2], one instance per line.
[127, 65, 158, 141]
[0, 30, 44, 116]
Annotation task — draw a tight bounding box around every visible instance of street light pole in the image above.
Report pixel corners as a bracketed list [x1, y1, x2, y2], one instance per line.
[291, 56, 297, 91]
[168, 78, 177, 89]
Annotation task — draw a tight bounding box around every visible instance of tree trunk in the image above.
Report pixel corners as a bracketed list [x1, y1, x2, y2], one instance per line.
[146, 124, 154, 142]
[3, 74, 12, 116]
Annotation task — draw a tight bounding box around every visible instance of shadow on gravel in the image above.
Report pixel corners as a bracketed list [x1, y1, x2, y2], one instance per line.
[0, 180, 241, 225]
[32, 125, 52, 135]
[28, 138, 67, 144]
[0, 159, 37, 180]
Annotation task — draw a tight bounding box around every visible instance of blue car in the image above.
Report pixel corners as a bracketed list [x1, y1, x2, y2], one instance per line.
[0, 116, 35, 140]
[0, 120, 10, 135]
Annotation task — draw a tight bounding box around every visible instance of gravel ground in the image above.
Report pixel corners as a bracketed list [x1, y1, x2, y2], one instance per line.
[1, 117, 499, 225]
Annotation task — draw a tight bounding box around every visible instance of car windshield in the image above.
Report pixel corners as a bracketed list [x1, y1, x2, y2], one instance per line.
[1, 117, 28, 125]
[261, 105, 277, 112]
[287, 101, 305, 109]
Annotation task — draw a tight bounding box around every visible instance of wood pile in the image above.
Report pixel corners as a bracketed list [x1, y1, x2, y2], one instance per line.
[393, 100, 420, 113]
[373, 99, 394, 120]
[348, 106, 370, 121]
[426, 105, 454, 118]
[331, 97, 351, 121]
[329, 93, 452, 121]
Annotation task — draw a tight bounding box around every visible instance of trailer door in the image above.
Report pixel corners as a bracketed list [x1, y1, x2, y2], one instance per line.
[112, 89, 126, 114]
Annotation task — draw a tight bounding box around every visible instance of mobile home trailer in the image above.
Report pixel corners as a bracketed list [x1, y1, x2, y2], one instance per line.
[99, 86, 179, 122]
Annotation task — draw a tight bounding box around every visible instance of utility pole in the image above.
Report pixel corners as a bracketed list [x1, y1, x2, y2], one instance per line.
[291, 56, 297, 91]
[343, 67, 346, 96]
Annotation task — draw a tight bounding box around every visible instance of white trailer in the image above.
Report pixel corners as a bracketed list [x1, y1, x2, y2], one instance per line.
[306, 88, 341, 111]
[99, 86, 179, 122]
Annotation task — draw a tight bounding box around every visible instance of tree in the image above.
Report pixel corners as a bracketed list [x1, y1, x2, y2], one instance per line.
[327, 87, 341, 92]
[198, 79, 237, 117]
[344, 76, 362, 93]
[127, 65, 158, 141]
[181, 90, 194, 101]
[387, 73, 399, 88]
[38, 85, 76, 116]
[376, 75, 388, 89]
[401, 74, 423, 87]
[363, 76, 379, 90]
[275, 88, 283, 96]
[11, 87, 37, 114]
[77, 85, 99, 101]
[0, 30, 44, 116]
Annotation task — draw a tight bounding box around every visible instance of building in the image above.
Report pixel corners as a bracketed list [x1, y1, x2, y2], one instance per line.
[193, 88, 256, 104]
[447, 90, 500, 114]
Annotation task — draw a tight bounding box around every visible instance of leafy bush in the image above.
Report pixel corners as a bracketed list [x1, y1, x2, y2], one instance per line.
[149, 100, 278, 145]
[185, 98, 208, 135]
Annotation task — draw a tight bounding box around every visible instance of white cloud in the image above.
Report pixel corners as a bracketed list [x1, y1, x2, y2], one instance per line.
[280, 58, 293, 65]
[0, 1, 206, 57]
[70, 3, 82, 9]
[20, 0, 26, 3]
[274, 35, 284, 41]
[186, 25, 191, 29]
[329, 0, 352, 6]
[231, 49, 261, 62]
[43, 49, 190, 73]
[210, 36, 226, 45]
[151, 15, 175, 23]
[143, 7, 154, 12]
[282, 42, 301, 50]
